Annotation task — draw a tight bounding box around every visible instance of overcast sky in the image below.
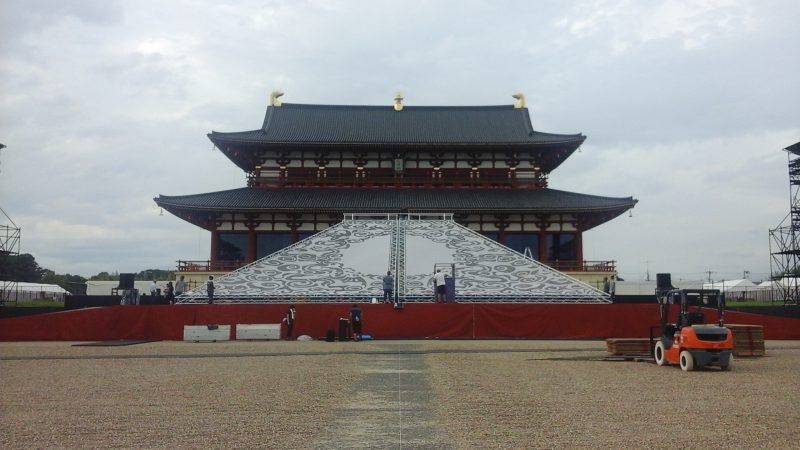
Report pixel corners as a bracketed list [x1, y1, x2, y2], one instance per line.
[1, 0, 798, 282]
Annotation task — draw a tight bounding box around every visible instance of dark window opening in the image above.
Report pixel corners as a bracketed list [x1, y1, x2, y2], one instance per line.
[217, 233, 247, 261]
[481, 231, 499, 242]
[256, 233, 292, 259]
[504, 233, 540, 259]
[547, 233, 576, 261]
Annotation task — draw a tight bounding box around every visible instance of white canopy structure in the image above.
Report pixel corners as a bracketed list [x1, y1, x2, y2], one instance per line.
[178, 214, 609, 304]
[2, 282, 69, 294]
[1, 281, 69, 301]
[702, 279, 757, 292]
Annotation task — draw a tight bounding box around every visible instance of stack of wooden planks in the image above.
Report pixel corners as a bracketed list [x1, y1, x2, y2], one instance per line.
[606, 338, 651, 356]
[727, 324, 766, 357]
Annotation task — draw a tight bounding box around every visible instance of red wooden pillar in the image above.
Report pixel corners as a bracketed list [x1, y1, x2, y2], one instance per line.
[538, 230, 547, 263]
[247, 228, 257, 263]
[210, 230, 219, 261]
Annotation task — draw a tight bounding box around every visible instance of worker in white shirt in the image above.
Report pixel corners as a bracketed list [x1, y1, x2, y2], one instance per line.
[430, 269, 447, 303]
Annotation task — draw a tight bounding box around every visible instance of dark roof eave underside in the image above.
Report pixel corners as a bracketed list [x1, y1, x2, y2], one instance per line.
[154, 188, 637, 216]
[208, 136, 586, 147]
[159, 203, 635, 213]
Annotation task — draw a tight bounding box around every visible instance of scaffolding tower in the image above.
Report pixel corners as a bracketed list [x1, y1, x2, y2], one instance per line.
[0, 207, 21, 305]
[769, 141, 800, 306]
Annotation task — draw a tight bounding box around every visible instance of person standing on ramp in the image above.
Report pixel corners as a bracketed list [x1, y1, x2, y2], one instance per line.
[350, 304, 363, 341]
[430, 269, 447, 303]
[382, 271, 394, 303]
[206, 276, 215, 304]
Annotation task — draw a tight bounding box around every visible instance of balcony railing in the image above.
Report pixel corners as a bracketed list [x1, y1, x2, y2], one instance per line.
[546, 260, 616, 272]
[247, 175, 547, 189]
[177, 260, 244, 272]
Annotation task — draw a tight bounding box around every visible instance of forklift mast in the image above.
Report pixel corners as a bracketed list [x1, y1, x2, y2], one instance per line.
[655, 274, 726, 331]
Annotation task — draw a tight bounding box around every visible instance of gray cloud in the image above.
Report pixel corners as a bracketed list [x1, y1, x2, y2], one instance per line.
[0, 0, 798, 283]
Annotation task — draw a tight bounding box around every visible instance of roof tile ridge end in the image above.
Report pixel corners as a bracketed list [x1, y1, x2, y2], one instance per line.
[520, 108, 535, 136]
[544, 187, 634, 200]
[262, 105, 276, 131]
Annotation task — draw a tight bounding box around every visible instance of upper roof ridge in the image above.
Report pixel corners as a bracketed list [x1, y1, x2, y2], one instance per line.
[276, 102, 518, 110]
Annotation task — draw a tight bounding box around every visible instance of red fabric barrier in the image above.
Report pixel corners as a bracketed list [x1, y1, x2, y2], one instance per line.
[473, 304, 663, 339]
[1, 304, 798, 341]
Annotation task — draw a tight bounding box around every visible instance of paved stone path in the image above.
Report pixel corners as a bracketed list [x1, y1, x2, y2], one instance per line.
[313, 343, 451, 450]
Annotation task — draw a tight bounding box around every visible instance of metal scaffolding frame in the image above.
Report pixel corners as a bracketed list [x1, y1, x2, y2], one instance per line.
[1, 206, 21, 305]
[769, 141, 800, 306]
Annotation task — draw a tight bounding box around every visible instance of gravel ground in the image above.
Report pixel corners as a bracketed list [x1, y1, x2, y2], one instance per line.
[1, 340, 798, 449]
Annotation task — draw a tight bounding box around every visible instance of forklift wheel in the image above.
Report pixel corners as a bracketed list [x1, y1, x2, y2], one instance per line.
[720, 354, 733, 371]
[654, 341, 667, 366]
[679, 350, 695, 372]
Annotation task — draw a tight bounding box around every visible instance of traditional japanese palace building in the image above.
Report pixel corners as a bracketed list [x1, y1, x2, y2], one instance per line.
[155, 93, 637, 282]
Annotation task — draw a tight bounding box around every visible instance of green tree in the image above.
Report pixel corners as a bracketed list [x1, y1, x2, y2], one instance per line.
[0, 253, 44, 282]
[40, 270, 87, 294]
[63, 274, 87, 295]
[135, 269, 175, 281]
[89, 271, 120, 281]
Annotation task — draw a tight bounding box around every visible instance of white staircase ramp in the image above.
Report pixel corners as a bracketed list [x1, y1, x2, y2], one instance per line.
[176, 214, 609, 304]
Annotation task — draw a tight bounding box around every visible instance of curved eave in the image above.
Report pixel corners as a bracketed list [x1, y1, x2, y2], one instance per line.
[207, 132, 586, 173]
[155, 188, 636, 230]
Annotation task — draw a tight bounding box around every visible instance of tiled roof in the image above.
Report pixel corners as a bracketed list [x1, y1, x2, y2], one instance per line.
[208, 103, 585, 146]
[155, 187, 637, 212]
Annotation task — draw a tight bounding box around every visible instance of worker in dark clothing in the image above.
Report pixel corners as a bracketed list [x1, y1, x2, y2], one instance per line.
[283, 305, 297, 340]
[349, 303, 363, 341]
[382, 271, 394, 303]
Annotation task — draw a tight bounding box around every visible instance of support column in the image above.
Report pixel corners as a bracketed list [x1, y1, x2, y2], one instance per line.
[210, 230, 219, 261]
[493, 214, 509, 245]
[247, 228, 257, 263]
[287, 214, 302, 243]
[538, 231, 547, 263]
[534, 214, 551, 263]
[575, 230, 583, 267]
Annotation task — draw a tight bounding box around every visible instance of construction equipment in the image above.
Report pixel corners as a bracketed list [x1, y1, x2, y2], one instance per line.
[650, 273, 733, 371]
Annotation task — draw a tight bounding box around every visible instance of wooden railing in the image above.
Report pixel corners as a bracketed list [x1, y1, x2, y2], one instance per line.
[247, 175, 547, 189]
[177, 260, 244, 272]
[547, 260, 616, 272]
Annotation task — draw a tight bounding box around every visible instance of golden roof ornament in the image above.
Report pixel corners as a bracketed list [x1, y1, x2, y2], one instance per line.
[393, 92, 404, 111]
[270, 90, 284, 107]
[512, 92, 526, 109]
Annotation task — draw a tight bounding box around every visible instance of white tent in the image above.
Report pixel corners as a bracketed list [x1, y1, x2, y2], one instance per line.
[773, 277, 800, 288]
[1, 281, 68, 301]
[6, 282, 69, 294]
[702, 279, 757, 292]
[757, 280, 779, 289]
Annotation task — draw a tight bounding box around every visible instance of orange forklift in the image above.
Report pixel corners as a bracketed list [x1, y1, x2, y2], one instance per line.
[650, 273, 734, 371]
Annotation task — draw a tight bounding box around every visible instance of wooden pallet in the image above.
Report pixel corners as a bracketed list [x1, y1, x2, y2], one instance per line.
[726, 324, 766, 357]
[606, 338, 651, 356]
[608, 324, 766, 358]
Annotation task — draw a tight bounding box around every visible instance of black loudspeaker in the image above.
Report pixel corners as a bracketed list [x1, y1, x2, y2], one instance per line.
[325, 330, 335, 342]
[118, 273, 135, 289]
[656, 273, 673, 291]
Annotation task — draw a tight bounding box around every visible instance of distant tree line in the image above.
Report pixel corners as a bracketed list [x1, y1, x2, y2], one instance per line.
[0, 253, 174, 295]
